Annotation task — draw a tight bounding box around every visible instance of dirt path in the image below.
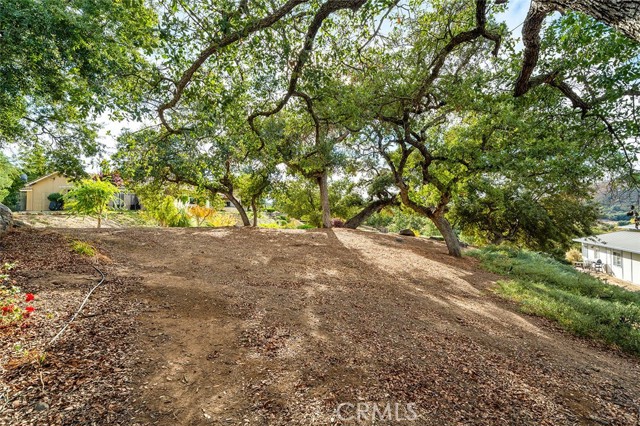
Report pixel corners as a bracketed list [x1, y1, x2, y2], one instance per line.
[54, 228, 640, 424]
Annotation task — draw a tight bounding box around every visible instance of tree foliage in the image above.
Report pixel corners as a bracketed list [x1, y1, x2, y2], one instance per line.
[0, 154, 17, 203]
[4, 0, 639, 255]
[0, 0, 158, 162]
[64, 179, 119, 228]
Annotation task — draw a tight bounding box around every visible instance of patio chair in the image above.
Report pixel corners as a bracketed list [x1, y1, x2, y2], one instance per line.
[594, 259, 603, 273]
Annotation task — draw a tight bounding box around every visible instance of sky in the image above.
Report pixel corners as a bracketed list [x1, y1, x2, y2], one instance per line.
[496, 0, 530, 34]
[71, 0, 534, 171]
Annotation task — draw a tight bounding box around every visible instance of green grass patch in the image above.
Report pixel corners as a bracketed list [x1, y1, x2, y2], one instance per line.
[71, 240, 97, 257]
[470, 246, 640, 355]
[258, 222, 284, 229]
[110, 210, 158, 227]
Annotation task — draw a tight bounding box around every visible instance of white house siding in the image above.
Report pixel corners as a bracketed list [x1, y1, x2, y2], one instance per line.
[603, 249, 613, 275]
[594, 246, 604, 264]
[109, 192, 139, 210]
[633, 254, 640, 284]
[610, 249, 623, 278]
[576, 231, 640, 286]
[622, 252, 633, 282]
[580, 244, 640, 285]
[584, 245, 596, 261]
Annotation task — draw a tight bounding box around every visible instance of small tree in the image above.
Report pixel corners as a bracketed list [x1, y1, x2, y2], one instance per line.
[65, 179, 119, 229]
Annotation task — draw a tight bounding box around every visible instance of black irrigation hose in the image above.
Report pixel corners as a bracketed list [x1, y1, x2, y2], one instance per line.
[47, 265, 106, 347]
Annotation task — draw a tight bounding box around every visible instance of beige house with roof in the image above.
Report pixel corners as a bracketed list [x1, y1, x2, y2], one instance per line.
[19, 172, 73, 211]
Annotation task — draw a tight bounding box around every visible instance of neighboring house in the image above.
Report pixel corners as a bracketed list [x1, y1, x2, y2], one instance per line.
[20, 172, 140, 212]
[220, 194, 239, 211]
[111, 191, 141, 211]
[19, 172, 72, 211]
[575, 228, 640, 285]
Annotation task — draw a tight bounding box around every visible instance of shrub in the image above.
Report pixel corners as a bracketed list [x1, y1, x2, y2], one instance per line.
[142, 195, 191, 227]
[259, 222, 283, 229]
[47, 192, 65, 210]
[173, 203, 192, 227]
[188, 205, 215, 227]
[296, 224, 315, 230]
[565, 248, 582, 263]
[71, 240, 96, 256]
[206, 212, 237, 227]
[0, 263, 36, 327]
[301, 211, 323, 228]
[331, 218, 345, 228]
[47, 192, 64, 202]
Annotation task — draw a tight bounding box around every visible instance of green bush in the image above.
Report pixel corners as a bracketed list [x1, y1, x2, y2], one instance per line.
[206, 212, 237, 227]
[71, 240, 96, 256]
[47, 192, 64, 202]
[365, 207, 441, 236]
[143, 196, 191, 227]
[470, 246, 640, 355]
[259, 222, 283, 229]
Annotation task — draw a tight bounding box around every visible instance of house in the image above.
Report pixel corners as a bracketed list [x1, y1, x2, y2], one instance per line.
[574, 228, 640, 285]
[19, 172, 140, 212]
[111, 192, 141, 211]
[220, 194, 238, 210]
[19, 172, 73, 211]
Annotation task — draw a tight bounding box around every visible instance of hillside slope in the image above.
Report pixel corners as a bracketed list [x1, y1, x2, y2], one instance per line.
[2, 228, 639, 425]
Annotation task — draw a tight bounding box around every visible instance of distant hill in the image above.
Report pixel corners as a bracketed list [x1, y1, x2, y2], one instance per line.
[593, 180, 640, 223]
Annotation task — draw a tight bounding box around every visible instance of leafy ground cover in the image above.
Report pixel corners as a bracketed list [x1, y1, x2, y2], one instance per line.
[2, 228, 640, 425]
[0, 230, 144, 424]
[471, 246, 640, 355]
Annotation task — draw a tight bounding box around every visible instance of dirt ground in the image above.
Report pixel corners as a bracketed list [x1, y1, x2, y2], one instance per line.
[581, 269, 640, 292]
[2, 227, 640, 425]
[13, 212, 146, 229]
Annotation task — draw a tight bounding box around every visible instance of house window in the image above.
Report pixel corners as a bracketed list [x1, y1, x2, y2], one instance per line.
[613, 252, 622, 267]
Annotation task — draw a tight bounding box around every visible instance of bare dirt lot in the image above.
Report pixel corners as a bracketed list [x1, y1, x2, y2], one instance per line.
[2, 227, 640, 425]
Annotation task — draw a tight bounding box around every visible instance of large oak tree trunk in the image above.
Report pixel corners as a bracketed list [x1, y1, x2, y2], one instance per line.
[536, 0, 640, 42]
[516, 0, 640, 97]
[432, 213, 462, 258]
[317, 173, 332, 228]
[345, 198, 397, 229]
[226, 192, 251, 227]
[251, 197, 258, 227]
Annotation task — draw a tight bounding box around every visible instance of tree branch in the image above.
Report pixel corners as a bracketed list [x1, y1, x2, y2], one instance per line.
[157, 0, 310, 133]
[248, 0, 368, 135]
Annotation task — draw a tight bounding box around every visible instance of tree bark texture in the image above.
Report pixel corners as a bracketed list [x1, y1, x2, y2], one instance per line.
[537, 0, 640, 42]
[317, 173, 332, 228]
[432, 213, 462, 258]
[226, 192, 251, 226]
[344, 197, 398, 229]
[251, 197, 258, 227]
